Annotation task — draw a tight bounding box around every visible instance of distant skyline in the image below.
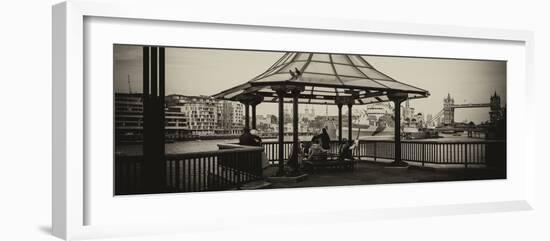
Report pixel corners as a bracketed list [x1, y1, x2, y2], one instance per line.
[114, 45, 506, 124]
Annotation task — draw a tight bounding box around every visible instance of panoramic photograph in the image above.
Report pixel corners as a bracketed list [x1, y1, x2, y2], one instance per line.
[113, 45, 506, 195]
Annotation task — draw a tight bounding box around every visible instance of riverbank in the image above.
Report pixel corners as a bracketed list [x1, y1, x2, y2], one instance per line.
[116, 132, 489, 156]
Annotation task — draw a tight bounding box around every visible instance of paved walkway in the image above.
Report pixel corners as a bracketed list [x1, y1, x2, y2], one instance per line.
[266, 161, 504, 189]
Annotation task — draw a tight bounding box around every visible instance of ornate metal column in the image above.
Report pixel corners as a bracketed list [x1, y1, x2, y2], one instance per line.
[244, 103, 250, 129]
[250, 97, 263, 130]
[347, 103, 353, 141]
[337, 103, 343, 143]
[290, 89, 301, 171]
[251, 103, 257, 129]
[239, 95, 263, 130]
[275, 89, 286, 175]
[388, 92, 408, 166]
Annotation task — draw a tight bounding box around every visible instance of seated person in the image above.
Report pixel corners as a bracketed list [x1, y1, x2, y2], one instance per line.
[307, 140, 328, 162]
[238, 127, 256, 146]
[249, 129, 262, 146]
[288, 143, 305, 169]
[310, 130, 320, 143]
[319, 128, 331, 150]
[302, 141, 311, 157]
[338, 138, 357, 160]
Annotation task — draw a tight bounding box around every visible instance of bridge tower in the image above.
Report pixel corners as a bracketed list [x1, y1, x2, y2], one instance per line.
[489, 91, 502, 123]
[443, 93, 455, 125]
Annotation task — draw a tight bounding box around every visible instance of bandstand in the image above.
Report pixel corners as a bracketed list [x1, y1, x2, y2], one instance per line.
[213, 52, 430, 176]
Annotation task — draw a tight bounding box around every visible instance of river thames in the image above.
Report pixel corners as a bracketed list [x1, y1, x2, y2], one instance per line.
[116, 133, 485, 156]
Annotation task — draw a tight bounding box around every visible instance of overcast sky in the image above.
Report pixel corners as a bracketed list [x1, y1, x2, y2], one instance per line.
[114, 45, 506, 124]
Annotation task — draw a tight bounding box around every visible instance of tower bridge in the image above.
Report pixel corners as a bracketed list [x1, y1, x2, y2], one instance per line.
[428, 92, 502, 127]
[451, 103, 491, 109]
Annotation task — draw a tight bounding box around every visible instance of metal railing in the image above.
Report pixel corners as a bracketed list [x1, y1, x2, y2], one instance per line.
[115, 145, 264, 195]
[261, 139, 505, 167]
[115, 139, 505, 194]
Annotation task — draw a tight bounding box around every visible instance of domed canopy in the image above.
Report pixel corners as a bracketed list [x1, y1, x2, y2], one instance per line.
[213, 52, 429, 105]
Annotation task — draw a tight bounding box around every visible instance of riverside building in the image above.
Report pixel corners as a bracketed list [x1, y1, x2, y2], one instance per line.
[115, 93, 245, 142]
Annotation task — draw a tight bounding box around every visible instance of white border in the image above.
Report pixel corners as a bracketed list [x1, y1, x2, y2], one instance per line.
[85, 16, 528, 239]
[53, 0, 535, 240]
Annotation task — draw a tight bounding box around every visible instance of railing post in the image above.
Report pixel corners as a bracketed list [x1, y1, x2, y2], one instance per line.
[422, 143, 425, 167]
[464, 143, 469, 168]
[373, 142, 377, 162]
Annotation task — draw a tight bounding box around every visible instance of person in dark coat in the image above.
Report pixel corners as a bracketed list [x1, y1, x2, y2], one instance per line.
[250, 129, 262, 146]
[306, 139, 328, 162]
[339, 138, 354, 160]
[310, 130, 320, 143]
[239, 127, 256, 146]
[319, 128, 331, 150]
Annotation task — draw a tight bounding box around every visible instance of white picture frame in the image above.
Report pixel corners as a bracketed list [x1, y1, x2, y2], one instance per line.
[52, 0, 535, 240]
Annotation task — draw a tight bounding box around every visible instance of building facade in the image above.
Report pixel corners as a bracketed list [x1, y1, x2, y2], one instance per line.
[301, 106, 316, 121]
[114, 93, 144, 143]
[426, 114, 434, 127]
[164, 107, 189, 140]
[165, 95, 219, 136]
[216, 100, 245, 135]
[115, 93, 245, 143]
[365, 102, 393, 126]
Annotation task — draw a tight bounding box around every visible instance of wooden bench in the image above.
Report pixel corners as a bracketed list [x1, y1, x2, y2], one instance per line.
[303, 153, 356, 172]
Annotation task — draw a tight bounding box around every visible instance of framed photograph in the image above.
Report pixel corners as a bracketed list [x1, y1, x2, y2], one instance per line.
[53, 0, 535, 240]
